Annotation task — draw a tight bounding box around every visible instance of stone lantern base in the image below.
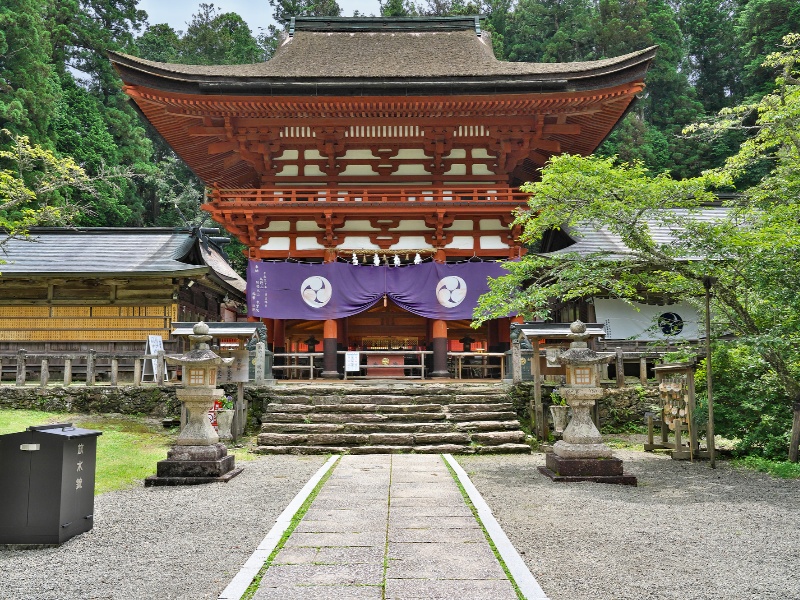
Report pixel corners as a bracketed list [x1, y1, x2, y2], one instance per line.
[538, 455, 637, 486]
[144, 443, 243, 487]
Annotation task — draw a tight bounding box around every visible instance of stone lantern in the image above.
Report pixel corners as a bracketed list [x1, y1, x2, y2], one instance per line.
[538, 320, 637, 485]
[145, 322, 243, 486]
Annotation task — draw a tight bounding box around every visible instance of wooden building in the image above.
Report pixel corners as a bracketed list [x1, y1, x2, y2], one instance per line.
[0, 228, 246, 355]
[109, 16, 656, 377]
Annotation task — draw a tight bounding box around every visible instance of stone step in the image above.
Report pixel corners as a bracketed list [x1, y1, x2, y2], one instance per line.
[453, 421, 523, 432]
[266, 412, 449, 424]
[474, 443, 532, 454]
[257, 430, 518, 448]
[253, 381, 528, 455]
[265, 394, 510, 406]
[452, 394, 510, 404]
[447, 411, 519, 422]
[447, 403, 515, 413]
[253, 444, 477, 455]
[264, 402, 444, 414]
[264, 384, 505, 398]
[470, 431, 527, 445]
[259, 422, 458, 434]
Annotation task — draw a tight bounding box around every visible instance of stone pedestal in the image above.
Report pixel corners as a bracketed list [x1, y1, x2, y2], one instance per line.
[145, 443, 243, 486]
[538, 454, 637, 486]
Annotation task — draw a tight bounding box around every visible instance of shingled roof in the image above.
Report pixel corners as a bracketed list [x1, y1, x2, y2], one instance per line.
[109, 17, 657, 96]
[0, 229, 245, 296]
[540, 207, 732, 260]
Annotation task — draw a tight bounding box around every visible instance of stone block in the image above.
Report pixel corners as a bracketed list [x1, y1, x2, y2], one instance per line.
[348, 445, 414, 454]
[413, 444, 473, 454]
[447, 411, 517, 422]
[545, 453, 624, 476]
[476, 443, 531, 454]
[367, 433, 414, 445]
[155, 454, 235, 478]
[470, 431, 525, 445]
[257, 433, 306, 445]
[306, 433, 369, 445]
[412, 432, 470, 444]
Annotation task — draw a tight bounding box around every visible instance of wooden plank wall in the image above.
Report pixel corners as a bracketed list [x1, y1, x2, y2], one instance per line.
[0, 304, 176, 342]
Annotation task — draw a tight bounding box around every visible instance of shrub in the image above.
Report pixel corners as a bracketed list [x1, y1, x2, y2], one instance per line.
[695, 344, 795, 460]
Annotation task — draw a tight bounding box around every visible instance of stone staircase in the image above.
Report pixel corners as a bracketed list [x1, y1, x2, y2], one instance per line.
[255, 381, 531, 455]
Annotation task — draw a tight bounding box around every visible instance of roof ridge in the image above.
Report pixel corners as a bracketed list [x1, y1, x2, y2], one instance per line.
[292, 16, 483, 33]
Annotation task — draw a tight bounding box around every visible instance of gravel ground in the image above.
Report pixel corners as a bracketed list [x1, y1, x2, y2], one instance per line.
[0, 455, 327, 600]
[4, 449, 798, 600]
[458, 450, 800, 600]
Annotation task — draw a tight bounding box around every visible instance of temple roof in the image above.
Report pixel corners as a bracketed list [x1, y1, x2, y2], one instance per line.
[108, 17, 656, 190]
[540, 207, 732, 260]
[109, 17, 656, 96]
[0, 229, 245, 295]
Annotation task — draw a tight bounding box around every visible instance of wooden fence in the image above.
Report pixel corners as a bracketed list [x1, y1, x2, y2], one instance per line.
[0, 346, 271, 388]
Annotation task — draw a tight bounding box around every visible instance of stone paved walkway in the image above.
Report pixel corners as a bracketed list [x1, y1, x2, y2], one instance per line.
[252, 454, 519, 600]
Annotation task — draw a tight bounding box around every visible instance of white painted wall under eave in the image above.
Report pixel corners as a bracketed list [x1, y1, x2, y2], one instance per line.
[593, 299, 701, 341]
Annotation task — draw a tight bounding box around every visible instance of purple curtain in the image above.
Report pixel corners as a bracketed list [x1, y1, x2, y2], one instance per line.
[247, 260, 507, 321]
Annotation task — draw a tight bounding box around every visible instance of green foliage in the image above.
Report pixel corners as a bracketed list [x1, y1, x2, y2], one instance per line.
[181, 4, 263, 65]
[505, 0, 596, 63]
[679, 0, 745, 113]
[0, 0, 59, 144]
[479, 36, 800, 458]
[47, 0, 147, 97]
[696, 345, 796, 459]
[736, 0, 800, 97]
[380, 0, 418, 16]
[0, 128, 89, 238]
[732, 455, 800, 478]
[268, 0, 342, 25]
[135, 23, 181, 63]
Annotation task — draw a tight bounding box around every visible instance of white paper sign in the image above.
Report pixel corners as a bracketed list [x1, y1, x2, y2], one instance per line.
[345, 352, 361, 372]
[142, 335, 165, 381]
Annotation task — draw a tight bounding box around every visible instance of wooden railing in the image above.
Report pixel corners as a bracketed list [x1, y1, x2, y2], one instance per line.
[449, 352, 506, 380]
[1, 345, 273, 388]
[209, 185, 530, 206]
[271, 353, 323, 380]
[0, 350, 174, 388]
[340, 350, 431, 380]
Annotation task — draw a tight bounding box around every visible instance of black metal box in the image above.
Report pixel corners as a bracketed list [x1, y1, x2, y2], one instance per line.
[0, 423, 102, 545]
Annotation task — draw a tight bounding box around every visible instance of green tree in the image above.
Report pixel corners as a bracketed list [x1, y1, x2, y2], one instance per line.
[679, 0, 744, 113]
[181, 4, 262, 65]
[0, 129, 90, 241]
[505, 0, 596, 63]
[48, 0, 147, 98]
[595, 0, 705, 177]
[268, 0, 342, 25]
[736, 0, 800, 98]
[135, 23, 182, 63]
[380, 0, 418, 17]
[0, 0, 59, 144]
[477, 35, 800, 456]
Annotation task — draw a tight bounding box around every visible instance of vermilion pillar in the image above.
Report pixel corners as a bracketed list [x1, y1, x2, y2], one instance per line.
[321, 319, 339, 379]
[273, 319, 285, 353]
[431, 319, 449, 378]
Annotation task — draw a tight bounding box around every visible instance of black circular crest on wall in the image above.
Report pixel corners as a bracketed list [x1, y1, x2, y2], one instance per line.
[658, 312, 684, 335]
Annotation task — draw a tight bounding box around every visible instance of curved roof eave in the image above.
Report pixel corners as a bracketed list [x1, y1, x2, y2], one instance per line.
[108, 45, 658, 97]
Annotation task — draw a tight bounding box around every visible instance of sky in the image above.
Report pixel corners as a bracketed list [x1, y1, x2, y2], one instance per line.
[136, 0, 384, 34]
